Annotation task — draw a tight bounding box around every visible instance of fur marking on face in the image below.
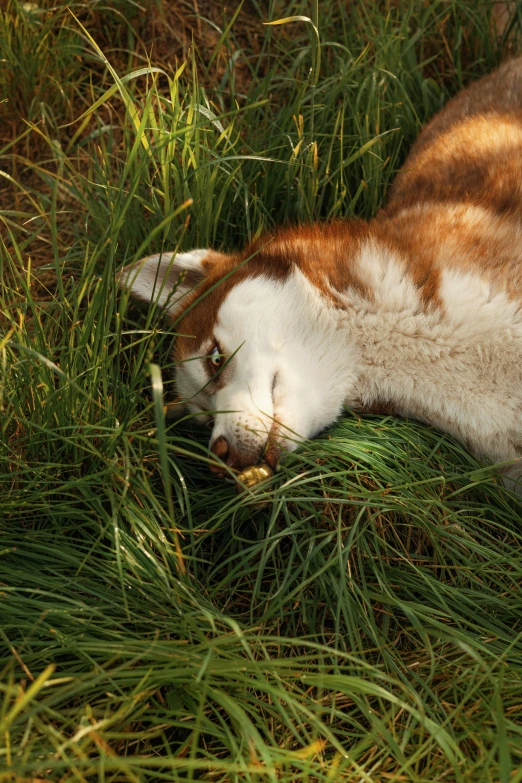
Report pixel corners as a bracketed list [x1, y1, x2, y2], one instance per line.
[120, 56, 522, 494]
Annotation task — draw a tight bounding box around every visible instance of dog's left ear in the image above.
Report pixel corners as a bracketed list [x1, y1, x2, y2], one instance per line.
[118, 249, 216, 316]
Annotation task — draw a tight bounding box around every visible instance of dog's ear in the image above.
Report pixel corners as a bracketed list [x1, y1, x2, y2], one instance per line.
[118, 249, 214, 316]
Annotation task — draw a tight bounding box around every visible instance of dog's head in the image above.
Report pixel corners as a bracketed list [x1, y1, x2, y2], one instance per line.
[119, 228, 363, 473]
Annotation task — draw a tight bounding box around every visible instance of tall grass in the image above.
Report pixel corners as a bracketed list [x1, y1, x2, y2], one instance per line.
[1, 0, 522, 780]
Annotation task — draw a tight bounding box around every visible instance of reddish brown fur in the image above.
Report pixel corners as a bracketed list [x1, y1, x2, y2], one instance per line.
[386, 113, 522, 217]
[386, 65, 522, 219]
[173, 220, 373, 360]
[174, 56, 522, 368]
[375, 203, 522, 300]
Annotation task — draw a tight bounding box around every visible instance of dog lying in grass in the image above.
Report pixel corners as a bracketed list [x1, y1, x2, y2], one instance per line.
[120, 57, 522, 494]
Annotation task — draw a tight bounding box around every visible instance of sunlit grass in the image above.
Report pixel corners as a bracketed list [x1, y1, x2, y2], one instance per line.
[1, 0, 522, 780]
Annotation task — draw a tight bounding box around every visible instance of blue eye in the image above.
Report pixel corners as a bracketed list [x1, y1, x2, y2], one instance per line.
[210, 345, 222, 367]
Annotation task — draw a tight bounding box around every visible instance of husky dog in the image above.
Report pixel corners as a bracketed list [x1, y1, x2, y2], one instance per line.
[120, 58, 522, 493]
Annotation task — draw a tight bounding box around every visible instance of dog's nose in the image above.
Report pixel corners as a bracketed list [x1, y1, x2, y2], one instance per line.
[210, 436, 230, 475]
[209, 436, 247, 474]
[211, 436, 229, 461]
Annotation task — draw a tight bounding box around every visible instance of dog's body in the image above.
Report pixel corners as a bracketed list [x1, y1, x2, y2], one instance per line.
[121, 57, 522, 493]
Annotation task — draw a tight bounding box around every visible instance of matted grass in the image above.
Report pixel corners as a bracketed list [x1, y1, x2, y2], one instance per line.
[1, 0, 522, 780]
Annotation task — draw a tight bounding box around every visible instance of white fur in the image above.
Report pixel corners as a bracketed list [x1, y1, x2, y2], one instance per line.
[177, 270, 358, 465]
[354, 241, 422, 313]
[345, 241, 522, 491]
[174, 240, 522, 492]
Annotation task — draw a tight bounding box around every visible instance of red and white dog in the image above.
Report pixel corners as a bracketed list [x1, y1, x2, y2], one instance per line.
[120, 57, 522, 493]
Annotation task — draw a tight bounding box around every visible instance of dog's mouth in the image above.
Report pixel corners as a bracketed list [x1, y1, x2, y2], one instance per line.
[209, 440, 280, 479]
[208, 417, 283, 479]
[263, 420, 282, 470]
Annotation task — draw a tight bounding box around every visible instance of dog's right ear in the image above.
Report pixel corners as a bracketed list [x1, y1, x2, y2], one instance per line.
[117, 249, 213, 316]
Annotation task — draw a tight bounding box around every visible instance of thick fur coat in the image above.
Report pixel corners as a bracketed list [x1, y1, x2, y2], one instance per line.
[120, 57, 522, 494]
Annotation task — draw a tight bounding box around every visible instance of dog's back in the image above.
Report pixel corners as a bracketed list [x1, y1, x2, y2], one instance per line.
[374, 57, 522, 298]
[386, 56, 522, 219]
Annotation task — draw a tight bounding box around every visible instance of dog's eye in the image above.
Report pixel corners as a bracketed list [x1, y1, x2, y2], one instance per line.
[209, 345, 223, 368]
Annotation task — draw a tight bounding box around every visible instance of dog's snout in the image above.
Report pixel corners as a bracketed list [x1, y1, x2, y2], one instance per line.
[209, 435, 258, 474]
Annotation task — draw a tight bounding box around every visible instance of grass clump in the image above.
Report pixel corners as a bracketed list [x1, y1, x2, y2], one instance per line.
[1, 0, 522, 780]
